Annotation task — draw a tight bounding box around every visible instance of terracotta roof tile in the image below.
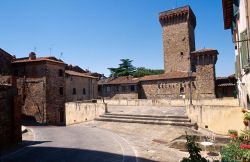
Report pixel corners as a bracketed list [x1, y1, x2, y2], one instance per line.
[140, 71, 195, 81]
[99, 76, 140, 85]
[65, 70, 98, 79]
[12, 57, 65, 64]
[191, 48, 218, 55]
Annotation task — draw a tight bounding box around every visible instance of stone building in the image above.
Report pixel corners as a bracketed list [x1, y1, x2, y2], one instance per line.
[12, 52, 66, 125]
[7, 52, 99, 125]
[216, 75, 236, 98]
[99, 6, 221, 100]
[98, 76, 139, 99]
[65, 70, 98, 102]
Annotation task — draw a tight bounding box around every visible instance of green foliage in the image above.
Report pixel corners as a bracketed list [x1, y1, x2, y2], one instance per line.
[181, 135, 207, 162]
[133, 67, 164, 77]
[228, 130, 238, 135]
[221, 132, 250, 162]
[244, 112, 250, 120]
[108, 59, 136, 77]
[108, 59, 164, 78]
[221, 139, 243, 162]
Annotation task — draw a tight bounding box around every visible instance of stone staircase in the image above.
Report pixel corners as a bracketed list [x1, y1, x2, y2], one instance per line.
[95, 113, 194, 127]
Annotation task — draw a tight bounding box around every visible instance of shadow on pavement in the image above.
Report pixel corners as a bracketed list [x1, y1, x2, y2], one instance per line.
[0, 145, 156, 162]
[0, 141, 51, 159]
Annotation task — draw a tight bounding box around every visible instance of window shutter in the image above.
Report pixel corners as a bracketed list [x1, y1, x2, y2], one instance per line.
[240, 30, 249, 69]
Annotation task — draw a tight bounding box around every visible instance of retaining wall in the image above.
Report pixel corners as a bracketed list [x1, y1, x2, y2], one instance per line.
[98, 98, 239, 107]
[65, 102, 106, 125]
[186, 105, 245, 134]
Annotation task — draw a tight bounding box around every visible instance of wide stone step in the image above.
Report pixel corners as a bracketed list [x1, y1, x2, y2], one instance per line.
[95, 117, 194, 127]
[100, 114, 191, 122]
[104, 113, 189, 119]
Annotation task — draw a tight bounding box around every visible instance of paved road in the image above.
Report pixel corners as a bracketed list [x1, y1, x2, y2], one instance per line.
[1, 125, 137, 162]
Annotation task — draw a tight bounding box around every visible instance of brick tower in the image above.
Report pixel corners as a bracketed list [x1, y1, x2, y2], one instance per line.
[159, 6, 196, 73]
[191, 49, 218, 98]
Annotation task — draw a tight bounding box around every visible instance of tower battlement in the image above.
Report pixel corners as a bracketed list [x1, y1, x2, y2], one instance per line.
[159, 5, 196, 28]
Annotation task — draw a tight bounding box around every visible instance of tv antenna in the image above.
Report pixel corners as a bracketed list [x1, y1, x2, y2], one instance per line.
[49, 44, 54, 56]
[59, 52, 63, 59]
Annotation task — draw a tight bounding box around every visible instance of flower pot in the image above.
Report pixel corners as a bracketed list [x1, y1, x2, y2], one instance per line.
[243, 120, 249, 126]
[229, 134, 238, 139]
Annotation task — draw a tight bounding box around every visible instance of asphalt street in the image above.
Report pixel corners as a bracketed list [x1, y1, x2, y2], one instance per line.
[1, 125, 137, 162]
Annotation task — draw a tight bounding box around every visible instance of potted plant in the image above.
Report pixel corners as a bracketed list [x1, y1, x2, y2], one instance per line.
[228, 130, 238, 138]
[243, 119, 249, 126]
[244, 112, 250, 120]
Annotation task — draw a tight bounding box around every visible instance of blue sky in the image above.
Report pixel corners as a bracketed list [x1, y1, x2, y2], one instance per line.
[0, 0, 234, 77]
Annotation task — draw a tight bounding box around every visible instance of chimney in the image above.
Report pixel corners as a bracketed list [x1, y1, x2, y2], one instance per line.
[29, 52, 36, 60]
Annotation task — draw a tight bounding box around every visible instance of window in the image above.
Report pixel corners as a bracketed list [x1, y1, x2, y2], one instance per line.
[59, 87, 64, 96]
[122, 86, 126, 92]
[107, 87, 111, 92]
[180, 84, 184, 94]
[240, 30, 249, 69]
[58, 69, 64, 77]
[130, 85, 135, 92]
[73, 88, 76, 95]
[180, 52, 184, 56]
[83, 88, 86, 95]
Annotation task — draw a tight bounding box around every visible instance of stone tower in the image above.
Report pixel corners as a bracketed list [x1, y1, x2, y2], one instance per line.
[159, 6, 196, 73]
[191, 49, 218, 99]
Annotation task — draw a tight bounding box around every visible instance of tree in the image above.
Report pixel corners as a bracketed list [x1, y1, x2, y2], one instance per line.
[133, 67, 164, 77]
[108, 59, 135, 77]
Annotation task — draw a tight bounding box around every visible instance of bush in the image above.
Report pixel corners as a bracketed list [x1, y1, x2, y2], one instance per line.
[181, 134, 207, 162]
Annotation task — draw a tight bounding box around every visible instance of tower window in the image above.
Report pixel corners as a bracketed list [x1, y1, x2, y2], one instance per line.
[83, 88, 86, 95]
[73, 88, 76, 95]
[59, 87, 64, 96]
[180, 52, 184, 56]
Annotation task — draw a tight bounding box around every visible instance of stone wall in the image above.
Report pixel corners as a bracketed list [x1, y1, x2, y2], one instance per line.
[186, 105, 245, 135]
[162, 20, 195, 73]
[65, 102, 106, 125]
[97, 98, 239, 107]
[111, 93, 138, 100]
[140, 79, 197, 99]
[0, 85, 21, 150]
[0, 49, 13, 75]
[17, 77, 46, 123]
[196, 64, 216, 99]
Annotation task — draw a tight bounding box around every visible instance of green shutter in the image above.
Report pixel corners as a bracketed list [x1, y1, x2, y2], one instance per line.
[240, 30, 249, 69]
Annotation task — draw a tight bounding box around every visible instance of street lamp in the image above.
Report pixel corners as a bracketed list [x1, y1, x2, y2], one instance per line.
[100, 74, 105, 104]
[188, 69, 193, 105]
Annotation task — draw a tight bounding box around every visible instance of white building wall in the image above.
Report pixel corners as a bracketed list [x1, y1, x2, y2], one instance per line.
[236, 0, 250, 108]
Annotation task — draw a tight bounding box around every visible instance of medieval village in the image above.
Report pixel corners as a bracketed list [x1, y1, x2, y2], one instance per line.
[0, 1, 250, 162]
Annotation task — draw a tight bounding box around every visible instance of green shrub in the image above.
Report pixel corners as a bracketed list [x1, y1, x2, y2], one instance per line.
[181, 134, 207, 162]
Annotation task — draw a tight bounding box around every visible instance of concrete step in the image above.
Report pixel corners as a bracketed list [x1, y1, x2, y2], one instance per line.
[99, 114, 191, 122]
[104, 113, 189, 119]
[95, 117, 194, 127]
